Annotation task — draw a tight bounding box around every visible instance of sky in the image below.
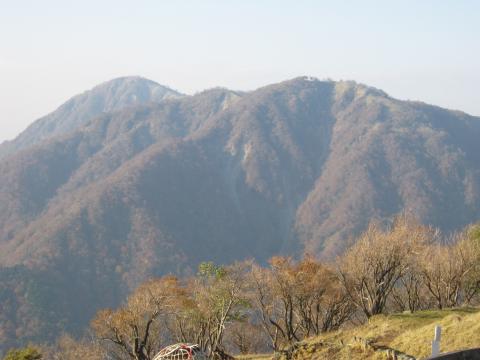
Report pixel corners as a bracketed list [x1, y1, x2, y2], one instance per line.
[0, 0, 479, 142]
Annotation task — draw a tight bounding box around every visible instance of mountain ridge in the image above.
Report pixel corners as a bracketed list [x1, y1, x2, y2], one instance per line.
[0, 76, 183, 159]
[0, 76, 479, 352]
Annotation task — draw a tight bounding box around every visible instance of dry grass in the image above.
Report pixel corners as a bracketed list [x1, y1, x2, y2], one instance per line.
[266, 307, 480, 360]
[235, 354, 273, 360]
[390, 308, 480, 358]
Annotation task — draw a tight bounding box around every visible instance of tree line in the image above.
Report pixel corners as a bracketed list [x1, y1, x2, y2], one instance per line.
[4, 215, 480, 360]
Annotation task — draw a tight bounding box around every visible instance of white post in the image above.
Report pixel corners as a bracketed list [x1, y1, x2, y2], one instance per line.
[431, 325, 441, 357]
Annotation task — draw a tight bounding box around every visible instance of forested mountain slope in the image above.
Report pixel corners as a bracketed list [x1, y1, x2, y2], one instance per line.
[0, 76, 479, 352]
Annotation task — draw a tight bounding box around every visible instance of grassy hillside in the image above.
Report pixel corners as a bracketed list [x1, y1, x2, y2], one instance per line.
[264, 308, 480, 360]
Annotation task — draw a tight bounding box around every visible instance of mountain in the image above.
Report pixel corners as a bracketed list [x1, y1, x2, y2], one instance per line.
[0, 76, 182, 159]
[0, 76, 479, 352]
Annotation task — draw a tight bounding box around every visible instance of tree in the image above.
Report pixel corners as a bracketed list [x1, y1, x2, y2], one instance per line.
[249, 262, 282, 351]
[421, 228, 480, 309]
[223, 320, 268, 355]
[293, 257, 353, 335]
[339, 215, 433, 317]
[3, 346, 42, 360]
[249, 256, 353, 351]
[421, 244, 463, 309]
[391, 220, 435, 313]
[45, 334, 105, 360]
[91, 276, 181, 360]
[170, 262, 250, 358]
[391, 259, 425, 313]
[460, 224, 480, 303]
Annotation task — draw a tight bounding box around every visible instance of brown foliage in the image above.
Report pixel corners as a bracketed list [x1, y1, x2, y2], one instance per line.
[91, 276, 182, 360]
[421, 229, 480, 309]
[249, 256, 353, 350]
[339, 215, 434, 317]
[223, 321, 267, 355]
[169, 262, 250, 358]
[43, 334, 105, 360]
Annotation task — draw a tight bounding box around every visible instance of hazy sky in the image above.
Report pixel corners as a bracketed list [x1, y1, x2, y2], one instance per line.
[1, 0, 479, 142]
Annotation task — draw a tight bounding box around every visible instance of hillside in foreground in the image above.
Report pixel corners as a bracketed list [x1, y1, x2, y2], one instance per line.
[268, 308, 480, 360]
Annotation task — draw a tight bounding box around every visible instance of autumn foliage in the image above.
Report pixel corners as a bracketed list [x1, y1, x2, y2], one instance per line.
[4, 217, 480, 360]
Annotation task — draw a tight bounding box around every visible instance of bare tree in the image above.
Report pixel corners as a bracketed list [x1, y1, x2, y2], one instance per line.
[249, 263, 281, 351]
[170, 262, 250, 359]
[391, 266, 424, 313]
[339, 215, 433, 317]
[459, 225, 480, 304]
[290, 257, 353, 336]
[421, 245, 460, 309]
[249, 256, 353, 351]
[422, 229, 479, 309]
[391, 219, 435, 313]
[91, 276, 181, 360]
[45, 334, 105, 360]
[223, 320, 268, 355]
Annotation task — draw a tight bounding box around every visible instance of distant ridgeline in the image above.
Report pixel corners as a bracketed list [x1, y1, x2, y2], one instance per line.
[0, 76, 480, 353]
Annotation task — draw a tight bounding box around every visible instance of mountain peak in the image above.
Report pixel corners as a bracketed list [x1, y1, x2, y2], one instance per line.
[0, 76, 183, 159]
[93, 76, 178, 94]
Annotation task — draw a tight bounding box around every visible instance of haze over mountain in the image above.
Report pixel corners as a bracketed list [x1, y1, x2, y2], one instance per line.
[0, 76, 479, 353]
[0, 77, 182, 159]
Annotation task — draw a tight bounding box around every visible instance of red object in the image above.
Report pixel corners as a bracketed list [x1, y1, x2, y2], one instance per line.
[180, 344, 193, 359]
